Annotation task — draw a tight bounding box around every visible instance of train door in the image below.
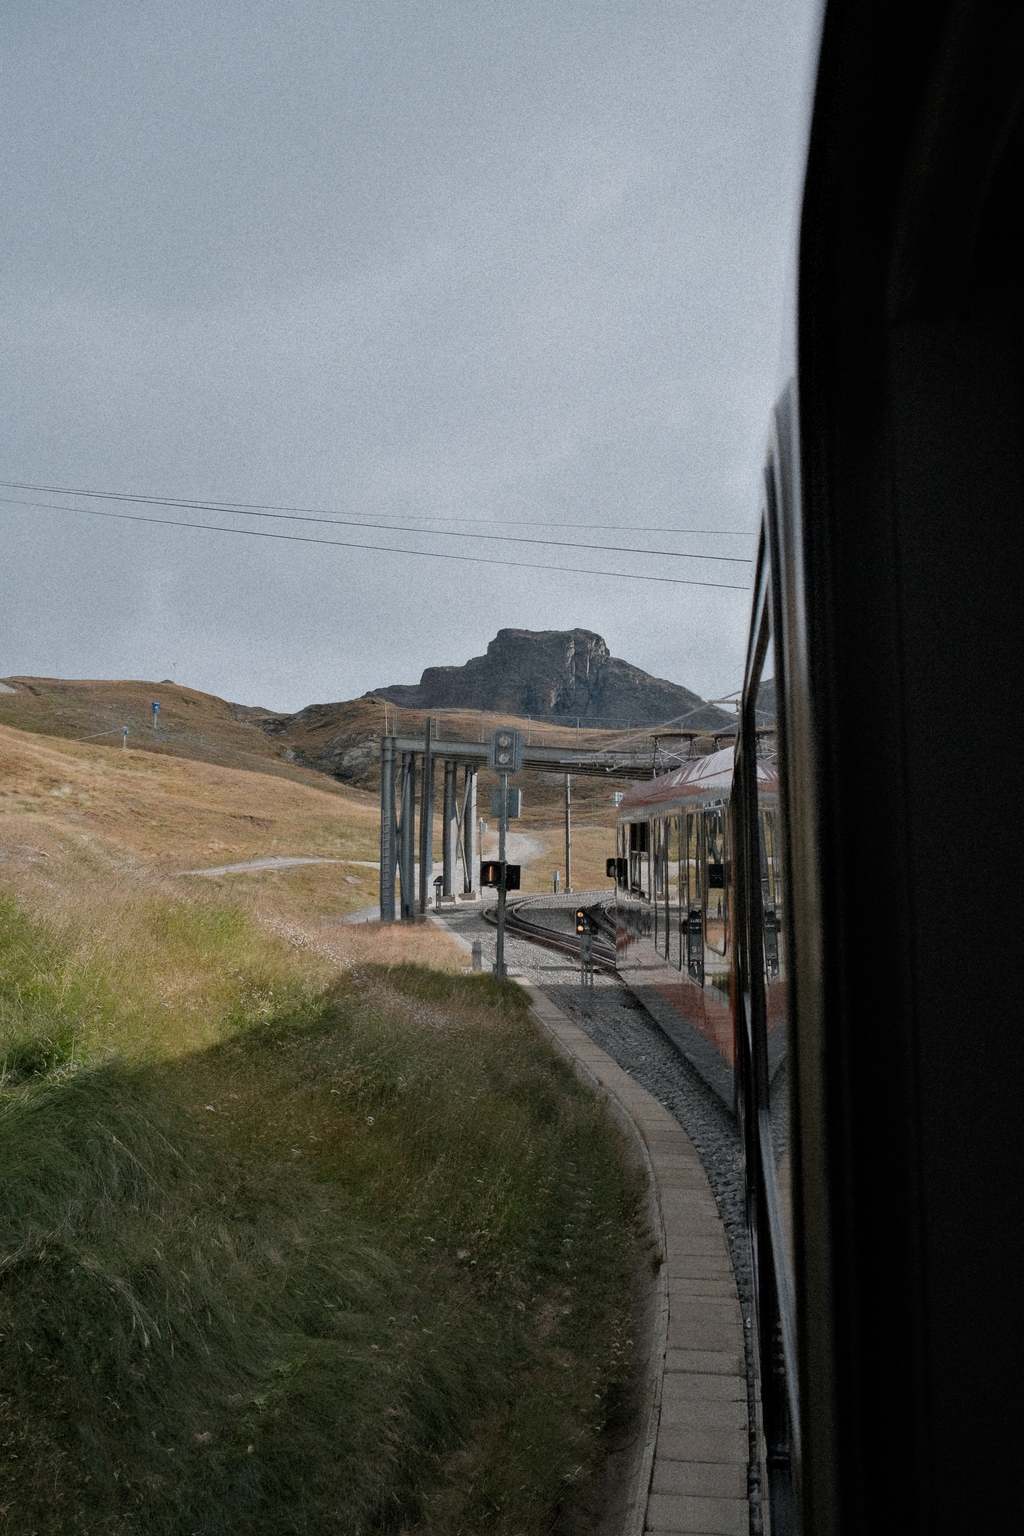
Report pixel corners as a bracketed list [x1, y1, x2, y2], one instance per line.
[685, 810, 704, 984]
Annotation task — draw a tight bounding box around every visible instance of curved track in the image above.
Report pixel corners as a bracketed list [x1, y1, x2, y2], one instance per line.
[480, 893, 619, 971]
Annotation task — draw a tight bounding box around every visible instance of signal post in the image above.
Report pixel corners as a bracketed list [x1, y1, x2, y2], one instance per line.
[487, 727, 523, 981]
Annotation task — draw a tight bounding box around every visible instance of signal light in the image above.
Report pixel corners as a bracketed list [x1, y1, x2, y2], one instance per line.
[488, 727, 524, 773]
[575, 907, 586, 934]
[480, 861, 521, 890]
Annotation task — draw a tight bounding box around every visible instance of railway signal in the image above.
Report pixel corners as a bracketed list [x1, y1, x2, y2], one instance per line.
[488, 727, 524, 980]
[480, 861, 521, 890]
[576, 906, 595, 1014]
[487, 727, 523, 773]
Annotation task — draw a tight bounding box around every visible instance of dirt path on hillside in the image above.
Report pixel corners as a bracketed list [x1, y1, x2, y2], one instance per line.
[480, 832, 545, 865]
[181, 855, 380, 877]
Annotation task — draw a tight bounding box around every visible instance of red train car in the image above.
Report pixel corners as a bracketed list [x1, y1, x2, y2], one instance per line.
[614, 746, 786, 1109]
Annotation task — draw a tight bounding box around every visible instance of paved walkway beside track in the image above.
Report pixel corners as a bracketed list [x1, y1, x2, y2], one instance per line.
[521, 983, 749, 1536]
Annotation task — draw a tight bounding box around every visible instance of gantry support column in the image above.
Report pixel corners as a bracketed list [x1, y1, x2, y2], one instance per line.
[463, 766, 478, 894]
[418, 717, 434, 915]
[379, 734, 397, 920]
[442, 759, 458, 897]
[399, 751, 416, 922]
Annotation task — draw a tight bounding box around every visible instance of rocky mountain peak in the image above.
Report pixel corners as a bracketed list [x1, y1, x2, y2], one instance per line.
[365, 627, 732, 729]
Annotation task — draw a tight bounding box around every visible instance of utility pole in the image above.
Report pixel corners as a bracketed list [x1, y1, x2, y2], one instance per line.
[564, 774, 572, 892]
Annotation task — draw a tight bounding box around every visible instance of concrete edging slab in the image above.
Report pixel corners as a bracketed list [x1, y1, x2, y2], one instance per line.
[517, 981, 748, 1536]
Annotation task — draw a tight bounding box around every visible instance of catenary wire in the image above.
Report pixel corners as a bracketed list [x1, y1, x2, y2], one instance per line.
[0, 482, 751, 565]
[0, 479, 753, 544]
[0, 496, 751, 592]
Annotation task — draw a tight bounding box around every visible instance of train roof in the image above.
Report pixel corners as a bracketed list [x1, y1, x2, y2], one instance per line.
[616, 745, 779, 814]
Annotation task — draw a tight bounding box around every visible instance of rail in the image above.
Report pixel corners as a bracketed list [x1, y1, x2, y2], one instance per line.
[480, 895, 619, 972]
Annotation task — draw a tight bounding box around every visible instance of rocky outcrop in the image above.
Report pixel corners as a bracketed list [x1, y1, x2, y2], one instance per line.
[229, 702, 289, 726]
[366, 628, 732, 729]
[256, 700, 383, 787]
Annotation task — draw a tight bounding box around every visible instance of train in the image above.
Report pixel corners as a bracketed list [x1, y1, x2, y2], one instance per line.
[610, 2, 1023, 1532]
[614, 744, 785, 1110]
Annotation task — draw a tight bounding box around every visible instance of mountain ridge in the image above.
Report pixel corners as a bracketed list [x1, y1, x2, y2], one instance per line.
[365, 627, 732, 730]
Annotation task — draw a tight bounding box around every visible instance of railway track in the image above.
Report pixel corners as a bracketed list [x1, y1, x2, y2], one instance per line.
[479, 893, 619, 971]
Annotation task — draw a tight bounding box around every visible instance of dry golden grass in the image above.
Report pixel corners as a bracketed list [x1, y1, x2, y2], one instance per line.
[0, 720, 469, 1066]
[0, 677, 644, 906]
[0, 717, 377, 883]
[0, 718, 376, 867]
[0, 674, 347, 790]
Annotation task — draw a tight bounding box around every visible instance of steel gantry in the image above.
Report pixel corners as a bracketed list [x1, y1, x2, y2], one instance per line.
[378, 725, 666, 921]
[379, 729, 483, 921]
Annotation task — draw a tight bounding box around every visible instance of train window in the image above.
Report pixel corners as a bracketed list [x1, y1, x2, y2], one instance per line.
[667, 817, 682, 967]
[684, 812, 698, 910]
[705, 808, 728, 956]
[652, 818, 672, 960]
[657, 823, 666, 940]
[628, 821, 650, 899]
[759, 808, 784, 973]
[685, 812, 703, 982]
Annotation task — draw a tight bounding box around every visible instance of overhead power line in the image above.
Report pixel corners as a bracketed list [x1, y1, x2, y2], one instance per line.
[0, 479, 753, 543]
[0, 495, 751, 592]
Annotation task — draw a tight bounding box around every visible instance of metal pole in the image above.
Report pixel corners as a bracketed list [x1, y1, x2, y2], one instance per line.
[495, 770, 508, 980]
[458, 766, 472, 893]
[379, 735, 397, 920]
[564, 773, 572, 892]
[418, 717, 433, 915]
[467, 768, 479, 894]
[442, 759, 457, 897]
[399, 752, 416, 921]
[580, 925, 593, 1015]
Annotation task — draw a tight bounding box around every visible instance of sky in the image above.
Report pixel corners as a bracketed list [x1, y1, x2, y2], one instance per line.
[1, 1, 822, 714]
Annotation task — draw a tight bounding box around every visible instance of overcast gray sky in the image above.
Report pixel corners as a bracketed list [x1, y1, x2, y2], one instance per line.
[1, 1, 821, 714]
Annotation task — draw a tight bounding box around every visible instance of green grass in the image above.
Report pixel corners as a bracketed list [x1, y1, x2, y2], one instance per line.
[0, 903, 643, 1535]
[0, 888, 332, 1071]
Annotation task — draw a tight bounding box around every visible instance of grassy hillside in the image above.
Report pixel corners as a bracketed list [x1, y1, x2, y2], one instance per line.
[0, 670, 650, 898]
[0, 675, 346, 793]
[0, 720, 646, 1534]
[0, 716, 384, 935]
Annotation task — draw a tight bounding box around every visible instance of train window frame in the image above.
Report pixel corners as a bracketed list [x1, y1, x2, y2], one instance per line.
[735, 420, 801, 1526]
[704, 806, 729, 958]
